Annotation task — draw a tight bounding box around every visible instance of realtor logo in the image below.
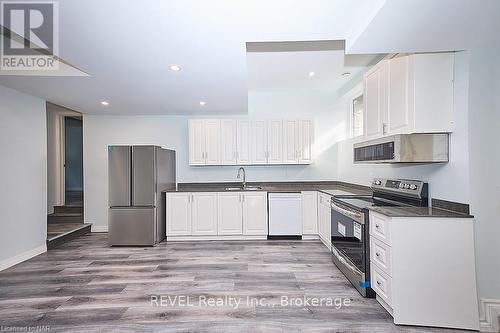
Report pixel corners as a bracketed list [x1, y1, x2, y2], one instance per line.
[1, 1, 59, 71]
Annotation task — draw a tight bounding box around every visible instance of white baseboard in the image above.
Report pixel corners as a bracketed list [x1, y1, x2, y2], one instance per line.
[302, 234, 319, 240]
[167, 235, 267, 241]
[91, 225, 108, 233]
[480, 299, 500, 332]
[0, 244, 47, 271]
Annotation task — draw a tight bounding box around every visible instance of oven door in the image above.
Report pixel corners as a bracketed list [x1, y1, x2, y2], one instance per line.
[330, 201, 370, 296]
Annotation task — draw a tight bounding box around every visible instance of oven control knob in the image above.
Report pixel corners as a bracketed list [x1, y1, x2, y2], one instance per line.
[398, 183, 404, 188]
[409, 184, 417, 190]
[373, 180, 381, 186]
[404, 184, 410, 189]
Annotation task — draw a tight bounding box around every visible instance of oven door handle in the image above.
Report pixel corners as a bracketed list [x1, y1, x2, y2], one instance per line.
[330, 201, 365, 224]
[332, 246, 364, 277]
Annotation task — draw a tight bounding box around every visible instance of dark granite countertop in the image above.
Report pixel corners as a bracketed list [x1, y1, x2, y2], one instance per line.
[368, 206, 474, 218]
[163, 181, 372, 196]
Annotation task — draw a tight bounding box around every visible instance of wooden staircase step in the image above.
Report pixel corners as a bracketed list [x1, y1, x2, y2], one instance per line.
[47, 223, 92, 249]
[53, 205, 83, 214]
[48, 212, 83, 224]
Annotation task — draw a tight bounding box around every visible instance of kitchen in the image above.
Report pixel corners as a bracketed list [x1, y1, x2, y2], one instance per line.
[0, 1, 499, 332]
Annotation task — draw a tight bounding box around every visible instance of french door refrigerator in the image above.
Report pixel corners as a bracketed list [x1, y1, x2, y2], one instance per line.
[108, 145, 176, 246]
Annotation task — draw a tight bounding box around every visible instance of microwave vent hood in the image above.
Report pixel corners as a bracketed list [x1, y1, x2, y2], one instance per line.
[353, 133, 449, 163]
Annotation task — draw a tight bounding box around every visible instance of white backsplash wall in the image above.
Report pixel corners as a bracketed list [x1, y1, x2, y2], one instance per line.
[84, 90, 344, 229]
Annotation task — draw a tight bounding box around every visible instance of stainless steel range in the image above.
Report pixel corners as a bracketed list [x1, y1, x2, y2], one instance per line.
[330, 178, 428, 297]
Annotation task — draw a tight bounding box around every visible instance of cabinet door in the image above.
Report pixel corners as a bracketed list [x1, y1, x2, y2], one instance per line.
[204, 120, 221, 165]
[236, 120, 251, 165]
[364, 61, 387, 139]
[166, 193, 191, 235]
[387, 55, 411, 133]
[251, 120, 268, 164]
[284, 119, 298, 164]
[218, 193, 243, 235]
[243, 192, 268, 235]
[220, 119, 237, 165]
[267, 120, 283, 164]
[298, 119, 313, 164]
[191, 192, 218, 235]
[188, 120, 205, 165]
[301, 191, 318, 234]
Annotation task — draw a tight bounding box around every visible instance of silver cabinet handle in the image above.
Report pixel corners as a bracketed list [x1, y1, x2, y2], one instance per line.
[191, 194, 194, 202]
[375, 224, 380, 229]
[376, 280, 382, 286]
[376, 252, 381, 257]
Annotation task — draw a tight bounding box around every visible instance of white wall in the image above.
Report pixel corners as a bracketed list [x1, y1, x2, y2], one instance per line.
[0, 85, 47, 269]
[467, 47, 500, 300]
[84, 91, 341, 230]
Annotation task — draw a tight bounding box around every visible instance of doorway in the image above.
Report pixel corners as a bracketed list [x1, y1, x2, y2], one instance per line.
[64, 116, 83, 205]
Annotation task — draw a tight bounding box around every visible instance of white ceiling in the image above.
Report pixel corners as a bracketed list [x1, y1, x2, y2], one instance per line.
[247, 41, 379, 92]
[0, 0, 499, 115]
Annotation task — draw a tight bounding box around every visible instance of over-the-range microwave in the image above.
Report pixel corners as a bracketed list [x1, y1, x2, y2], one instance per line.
[353, 133, 449, 163]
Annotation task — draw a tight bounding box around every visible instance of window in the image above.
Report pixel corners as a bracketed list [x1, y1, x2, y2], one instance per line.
[351, 94, 364, 137]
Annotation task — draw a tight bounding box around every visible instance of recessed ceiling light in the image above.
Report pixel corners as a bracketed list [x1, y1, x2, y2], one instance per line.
[169, 64, 182, 72]
[342, 72, 351, 78]
[101, 101, 109, 106]
[199, 101, 206, 106]
[308, 71, 315, 77]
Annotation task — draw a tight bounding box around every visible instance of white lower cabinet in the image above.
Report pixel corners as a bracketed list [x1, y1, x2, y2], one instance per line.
[242, 192, 268, 235]
[368, 211, 479, 330]
[191, 193, 218, 235]
[167, 192, 267, 238]
[166, 193, 191, 235]
[301, 191, 318, 235]
[317, 192, 331, 248]
[217, 193, 243, 235]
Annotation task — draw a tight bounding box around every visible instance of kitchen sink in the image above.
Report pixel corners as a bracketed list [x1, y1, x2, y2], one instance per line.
[224, 186, 263, 191]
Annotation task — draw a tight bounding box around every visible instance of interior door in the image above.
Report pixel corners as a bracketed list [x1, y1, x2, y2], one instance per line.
[108, 146, 131, 207]
[132, 146, 155, 206]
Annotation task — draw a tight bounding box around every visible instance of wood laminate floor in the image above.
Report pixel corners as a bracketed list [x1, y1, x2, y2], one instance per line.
[0, 234, 467, 332]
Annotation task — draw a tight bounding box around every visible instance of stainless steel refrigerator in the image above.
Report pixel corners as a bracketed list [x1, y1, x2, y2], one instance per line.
[108, 145, 176, 246]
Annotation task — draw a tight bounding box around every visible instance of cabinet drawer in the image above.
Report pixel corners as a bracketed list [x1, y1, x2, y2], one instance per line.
[371, 263, 393, 306]
[370, 236, 392, 276]
[369, 212, 391, 245]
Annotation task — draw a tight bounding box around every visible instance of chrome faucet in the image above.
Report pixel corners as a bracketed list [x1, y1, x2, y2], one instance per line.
[237, 167, 246, 189]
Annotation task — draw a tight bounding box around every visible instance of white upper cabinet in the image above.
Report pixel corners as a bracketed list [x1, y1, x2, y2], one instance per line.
[236, 120, 251, 165]
[220, 119, 237, 165]
[387, 55, 411, 133]
[251, 120, 268, 165]
[364, 53, 454, 139]
[189, 118, 313, 166]
[267, 119, 284, 164]
[298, 119, 313, 164]
[188, 120, 206, 165]
[204, 120, 221, 165]
[364, 60, 388, 139]
[188, 119, 221, 166]
[284, 119, 298, 164]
